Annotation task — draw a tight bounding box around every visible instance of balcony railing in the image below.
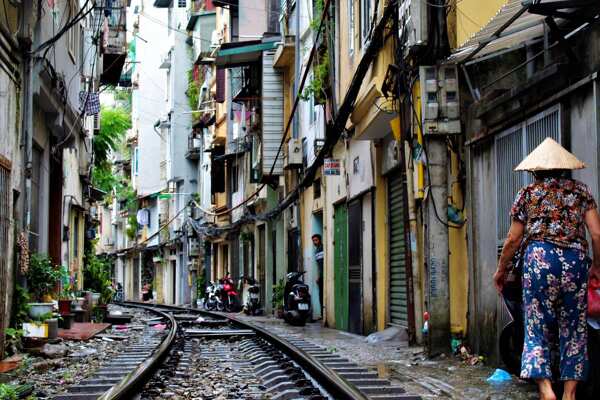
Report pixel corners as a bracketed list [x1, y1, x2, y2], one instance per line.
[225, 136, 250, 156]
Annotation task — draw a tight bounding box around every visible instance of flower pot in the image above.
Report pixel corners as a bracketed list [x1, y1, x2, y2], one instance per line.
[72, 298, 85, 312]
[45, 318, 58, 339]
[92, 292, 101, 306]
[58, 299, 72, 315]
[59, 313, 74, 329]
[28, 303, 54, 319]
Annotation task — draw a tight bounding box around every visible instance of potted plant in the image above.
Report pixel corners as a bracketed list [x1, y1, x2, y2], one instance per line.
[26, 253, 61, 319]
[58, 269, 76, 315]
[272, 279, 285, 319]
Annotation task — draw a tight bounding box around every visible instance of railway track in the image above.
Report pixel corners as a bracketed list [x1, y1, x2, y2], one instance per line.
[52, 302, 421, 399]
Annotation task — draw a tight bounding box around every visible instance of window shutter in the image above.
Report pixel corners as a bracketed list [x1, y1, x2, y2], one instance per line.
[215, 68, 226, 103]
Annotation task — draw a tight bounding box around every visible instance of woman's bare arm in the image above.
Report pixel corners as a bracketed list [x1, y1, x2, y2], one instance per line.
[585, 208, 600, 280]
[493, 221, 525, 292]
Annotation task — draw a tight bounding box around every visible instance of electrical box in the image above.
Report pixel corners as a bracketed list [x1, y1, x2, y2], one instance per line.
[399, 0, 429, 52]
[284, 138, 303, 169]
[419, 65, 461, 135]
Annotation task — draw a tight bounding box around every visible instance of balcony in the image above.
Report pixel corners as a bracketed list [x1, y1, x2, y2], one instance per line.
[225, 137, 247, 156]
[100, 1, 127, 85]
[186, 10, 217, 64]
[186, 133, 202, 160]
[159, 51, 172, 69]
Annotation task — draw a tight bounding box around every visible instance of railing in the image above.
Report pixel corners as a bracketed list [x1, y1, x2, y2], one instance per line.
[186, 134, 202, 160]
[104, 0, 127, 55]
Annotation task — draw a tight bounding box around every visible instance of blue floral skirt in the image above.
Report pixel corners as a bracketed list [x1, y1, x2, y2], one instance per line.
[521, 241, 589, 381]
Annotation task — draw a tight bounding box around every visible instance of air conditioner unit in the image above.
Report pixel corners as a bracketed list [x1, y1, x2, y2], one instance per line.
[284, 138, 303, 169]
[399, 0, 428, 50]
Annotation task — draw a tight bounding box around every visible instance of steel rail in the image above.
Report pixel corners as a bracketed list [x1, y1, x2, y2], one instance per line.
[123, 301, 369, 400]
[96, 303, 178, 400]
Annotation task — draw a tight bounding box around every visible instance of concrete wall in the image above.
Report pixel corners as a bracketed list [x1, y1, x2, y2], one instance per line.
[131, 1, 168, 196]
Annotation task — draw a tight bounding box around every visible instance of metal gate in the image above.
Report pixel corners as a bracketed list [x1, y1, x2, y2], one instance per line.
[388, 170, 409, 327]
[0, 161, 10, 358]
[333, 203, 349, 331]
[348, 199, 363, 335]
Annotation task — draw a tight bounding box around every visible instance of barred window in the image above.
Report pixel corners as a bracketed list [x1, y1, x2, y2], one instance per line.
[495, 105, 561, 243]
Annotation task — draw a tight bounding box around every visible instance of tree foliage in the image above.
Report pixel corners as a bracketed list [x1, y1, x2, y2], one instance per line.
[94, 107, 131, 165]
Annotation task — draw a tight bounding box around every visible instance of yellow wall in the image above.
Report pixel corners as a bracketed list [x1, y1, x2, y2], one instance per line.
[374, 145, 389, 331]
[448, 151, 468, 335]
[456, 0, 508, 47]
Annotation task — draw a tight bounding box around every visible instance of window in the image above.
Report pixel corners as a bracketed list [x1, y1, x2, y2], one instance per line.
[134, 147, 139, 176]
[73, 213, 80, 258]
[230, 162, 238, 193]
[178, 0, 187, 7]
[495, 105, 561, 243]
[360, 0, 371, 46]
[348, 0, 355, 55]
[313, 178, 321, 199]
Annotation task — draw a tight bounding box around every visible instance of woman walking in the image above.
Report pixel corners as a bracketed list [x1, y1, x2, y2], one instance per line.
[493, 138, 600, 400]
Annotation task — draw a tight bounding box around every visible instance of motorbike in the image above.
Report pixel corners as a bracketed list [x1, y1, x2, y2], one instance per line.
[500, 284, 600, 398]
[243, 277, 261, 316]
[283, 271, 311, 326]
[204, 281, 221, 311]
[220, 275, 240, 312]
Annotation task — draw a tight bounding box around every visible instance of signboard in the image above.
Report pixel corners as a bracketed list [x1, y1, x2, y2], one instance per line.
[324, 158, 341, 175]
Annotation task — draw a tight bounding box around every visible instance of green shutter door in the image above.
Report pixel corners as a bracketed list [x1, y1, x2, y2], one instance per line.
[334, 204, 349, 331]
[388, 170, 409, 327]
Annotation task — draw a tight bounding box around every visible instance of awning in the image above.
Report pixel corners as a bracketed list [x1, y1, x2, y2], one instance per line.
[448, 0, 548, 64]
[215, 40, 278, 67]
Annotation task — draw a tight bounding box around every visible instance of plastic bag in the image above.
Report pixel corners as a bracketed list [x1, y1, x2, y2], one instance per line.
[589, 277, 600, 318]
[487, 368, 512, 383]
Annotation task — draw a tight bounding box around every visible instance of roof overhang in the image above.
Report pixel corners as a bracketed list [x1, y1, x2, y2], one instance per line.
[153, 0, 171, 7]
[215, 40, 278, 67]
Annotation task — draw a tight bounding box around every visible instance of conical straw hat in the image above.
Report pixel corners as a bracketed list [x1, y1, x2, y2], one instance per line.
[514, 137, 585, 171]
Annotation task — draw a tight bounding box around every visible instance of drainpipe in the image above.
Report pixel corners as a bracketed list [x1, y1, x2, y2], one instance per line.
[293, 0, 300, 139]
[424, 136, 450, 355]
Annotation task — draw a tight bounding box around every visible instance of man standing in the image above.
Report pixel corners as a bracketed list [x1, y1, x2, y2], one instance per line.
[312, 234, 324, 317]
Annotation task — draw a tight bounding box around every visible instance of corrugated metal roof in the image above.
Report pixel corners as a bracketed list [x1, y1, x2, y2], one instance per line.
[448, 0, 548, 64]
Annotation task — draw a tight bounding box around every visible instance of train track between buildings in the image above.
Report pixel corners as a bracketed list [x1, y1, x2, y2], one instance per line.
[52, 302, 421, 399]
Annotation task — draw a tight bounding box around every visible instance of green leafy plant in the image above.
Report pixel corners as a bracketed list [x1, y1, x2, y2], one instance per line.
[196, 268, 207, 300]
[83, 246, 113, 305]
[4, 328, 23, 358]
[272, 279, 285, 309]
[26, 253, 62, 301]
[0, 384, 18, 400]
[186, 68, 202, 123]
[11, 284, 31, 327]
[94, 107, 132, 165]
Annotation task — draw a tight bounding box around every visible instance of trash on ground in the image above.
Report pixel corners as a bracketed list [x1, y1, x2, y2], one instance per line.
[486, 368, 512, 383]
[365, 327, 403, 343]
[153, 323, 167, 330]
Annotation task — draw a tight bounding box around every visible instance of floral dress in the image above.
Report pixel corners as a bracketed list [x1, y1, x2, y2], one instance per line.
[511, 178, 597, 381]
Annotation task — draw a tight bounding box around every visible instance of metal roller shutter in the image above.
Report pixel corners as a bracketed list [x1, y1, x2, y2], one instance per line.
[388, 170, 409, 327]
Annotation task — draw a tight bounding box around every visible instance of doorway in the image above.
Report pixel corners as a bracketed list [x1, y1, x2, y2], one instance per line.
[258, 226, 266, 308]
[171, 260, 177, 305]
[348, 199, 363, 335]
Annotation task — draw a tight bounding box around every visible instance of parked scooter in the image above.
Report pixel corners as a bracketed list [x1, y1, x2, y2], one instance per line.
[283, 271, 311, 326]
[204, 282, 221, 311]
[219, 275, 240, 312]
[243, 277, 261, 316]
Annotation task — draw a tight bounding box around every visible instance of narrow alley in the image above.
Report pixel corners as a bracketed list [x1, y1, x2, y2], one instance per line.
[1, 1, 600, 399]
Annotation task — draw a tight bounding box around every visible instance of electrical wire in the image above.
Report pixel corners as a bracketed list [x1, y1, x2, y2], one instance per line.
[136, 204, 188, 248]
[31, 0, 95, 55]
